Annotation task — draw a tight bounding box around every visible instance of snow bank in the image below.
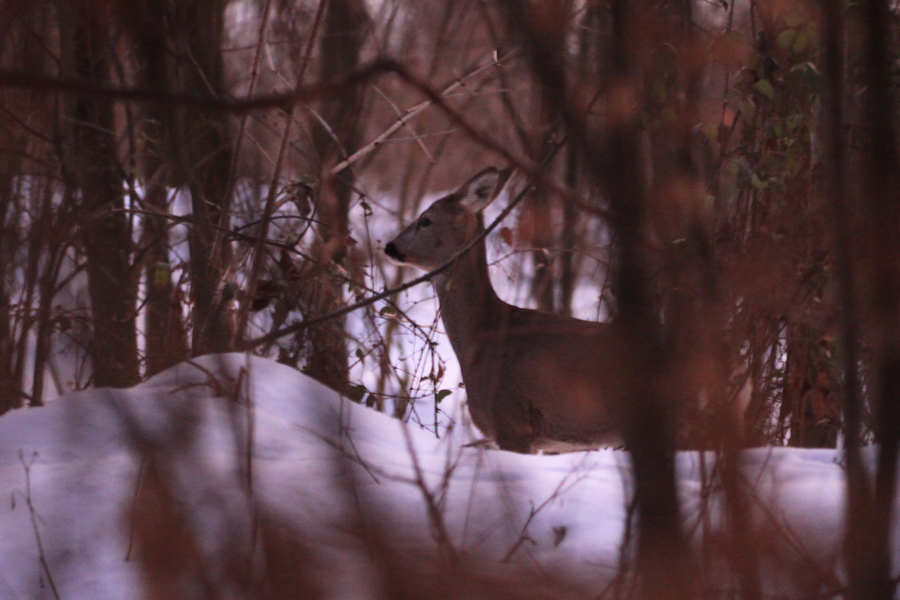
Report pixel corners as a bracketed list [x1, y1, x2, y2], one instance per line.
[0, 354, 876, 599]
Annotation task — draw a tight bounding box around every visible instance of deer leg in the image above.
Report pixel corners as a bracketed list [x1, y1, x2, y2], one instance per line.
[492, 402, 542, 453]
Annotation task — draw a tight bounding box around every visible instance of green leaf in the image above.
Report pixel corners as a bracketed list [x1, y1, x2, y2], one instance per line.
[754, 79, 775, 100]
[776, 29, 797, 51]
[739, 99, 756, 120]
[651, 79, 668, 105]
[701, 121, 719, 142]
[750, 173, 769, 189]
[792, 30, 810, 54]
[434, 389, 452, 404]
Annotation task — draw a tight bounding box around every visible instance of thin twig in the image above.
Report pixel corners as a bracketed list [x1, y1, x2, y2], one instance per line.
[0, 60, 402, 113]
[370, 83, 434, 163]
[125, 452, 148, 562]
[2, 55, 602, 219]
[236, 0, 329, 341]
[501, 454, 594, 562]
[400, 422, 459, 563]
[17, 451, 61, 600]
[224, 0, 275, 207]
[329, 50, 519, 175]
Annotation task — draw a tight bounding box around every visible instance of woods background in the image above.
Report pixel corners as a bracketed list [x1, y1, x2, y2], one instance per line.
[1, 0, 899, 597]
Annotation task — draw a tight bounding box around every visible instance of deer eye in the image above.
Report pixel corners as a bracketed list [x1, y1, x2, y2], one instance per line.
[417, 216, 432, 228]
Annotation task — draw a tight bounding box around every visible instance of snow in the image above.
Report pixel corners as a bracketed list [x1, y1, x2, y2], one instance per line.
[0, 354, 889, 598]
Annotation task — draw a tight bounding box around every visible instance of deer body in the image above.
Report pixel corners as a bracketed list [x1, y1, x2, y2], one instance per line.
[386, 168, 619, 453]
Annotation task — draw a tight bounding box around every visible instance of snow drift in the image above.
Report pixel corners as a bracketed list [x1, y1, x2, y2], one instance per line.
[0, 354, 881, 599]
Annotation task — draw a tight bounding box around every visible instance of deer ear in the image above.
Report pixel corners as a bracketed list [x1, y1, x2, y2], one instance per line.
[458, 167, 511, 212]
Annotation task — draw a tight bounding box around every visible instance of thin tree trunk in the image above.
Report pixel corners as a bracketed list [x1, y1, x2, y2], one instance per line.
[602, 0, 691, 595]
[561, 1, 607, 317]
[126, 0, 188, 375]
[304, 0, 369, 393]
[821, 1, 872, 597]
[523, 0, 568, 314]
[60, 1, 139, 389]
[171, 0, 235, 356]
[560, 141, 579, 317]
[856, 0, 900, 597]
[523, 85, 557, 313]
[0, 150, 21, 412]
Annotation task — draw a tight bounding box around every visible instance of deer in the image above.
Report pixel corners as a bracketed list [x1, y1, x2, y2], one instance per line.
[384, 167, 623, 453]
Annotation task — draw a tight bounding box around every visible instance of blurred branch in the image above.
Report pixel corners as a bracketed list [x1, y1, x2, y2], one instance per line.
[858, 0, 900, 596]
[400, 423, 459, 563]
[369, 83, 435, 163]
[328, 51, 519, 175]
[0, 57, 601, 219]
[0, 60, 403, 112]
[820, 2, 871, 598]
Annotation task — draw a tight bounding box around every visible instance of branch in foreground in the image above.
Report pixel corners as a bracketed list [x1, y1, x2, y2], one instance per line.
[1, 56, 604, 220]
[328, 50, 520, 176]
[0, 60, 404, 114]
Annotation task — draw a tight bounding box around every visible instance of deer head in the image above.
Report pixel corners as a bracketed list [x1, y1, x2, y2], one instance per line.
[384, 167, 511, 271]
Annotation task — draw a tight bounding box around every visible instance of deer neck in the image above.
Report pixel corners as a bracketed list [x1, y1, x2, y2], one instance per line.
[433, 236, 506, 357]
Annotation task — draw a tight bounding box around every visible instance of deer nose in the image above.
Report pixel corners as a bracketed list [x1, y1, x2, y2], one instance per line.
[384, 242, 403, 261]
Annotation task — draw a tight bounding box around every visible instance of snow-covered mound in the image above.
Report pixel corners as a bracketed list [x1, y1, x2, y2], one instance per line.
[0, 354, 869, 598]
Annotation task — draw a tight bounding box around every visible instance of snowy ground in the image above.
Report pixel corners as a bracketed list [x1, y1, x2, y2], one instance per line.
[0, 354, 888, 599]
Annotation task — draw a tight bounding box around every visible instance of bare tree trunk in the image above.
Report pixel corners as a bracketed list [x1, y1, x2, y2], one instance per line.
[1, 0, 65, 408]
[559, 1, 608, 317]
[820, 2, 874, 598]
[853, 0, 900, 597]
[304, 0, 369, 393]
[602, 0, 691, 595]
[125, 1, 188, 376]
[500, 0, 692, 594]
[560, 141, 581, 317]
[522, 82, 558, 313]
[59, 1, 139, 389]
[0, 150, 22, 412]
[520, 0, 568, 314]
[13, 177, 47, 406]
[170, 0, 235, 356]
[31, 211, 66, 405]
